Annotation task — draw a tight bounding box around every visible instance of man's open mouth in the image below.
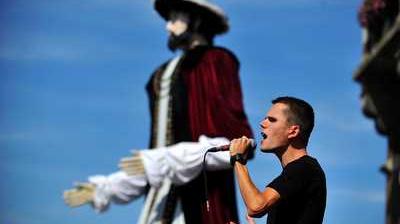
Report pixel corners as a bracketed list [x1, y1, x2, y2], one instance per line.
[261, 132, 267, 139]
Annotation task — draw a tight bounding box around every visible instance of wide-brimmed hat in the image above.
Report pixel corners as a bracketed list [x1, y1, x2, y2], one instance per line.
[154, 0, 229, 35]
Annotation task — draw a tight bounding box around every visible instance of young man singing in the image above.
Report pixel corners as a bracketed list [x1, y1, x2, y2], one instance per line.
[229, 96, 326, 224]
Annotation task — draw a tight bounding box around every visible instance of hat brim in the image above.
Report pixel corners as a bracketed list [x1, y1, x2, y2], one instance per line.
[154, 0, 229, 35]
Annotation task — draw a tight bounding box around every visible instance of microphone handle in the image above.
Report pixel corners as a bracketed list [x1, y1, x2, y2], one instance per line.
[207, 139, 256, 152]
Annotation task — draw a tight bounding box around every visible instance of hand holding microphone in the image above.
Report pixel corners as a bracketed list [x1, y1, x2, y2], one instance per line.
[207, 136, 256, 154]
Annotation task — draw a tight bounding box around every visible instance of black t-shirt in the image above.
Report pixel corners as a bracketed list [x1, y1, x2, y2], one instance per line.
[266, 155, 326, 224]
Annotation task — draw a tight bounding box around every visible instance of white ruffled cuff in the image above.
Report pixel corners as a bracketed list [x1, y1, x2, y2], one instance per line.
[88, 171, 147, 212]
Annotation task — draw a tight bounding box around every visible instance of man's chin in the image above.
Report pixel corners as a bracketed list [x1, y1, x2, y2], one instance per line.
[260, 144, 283, 153]
[260, 146, 275, 153]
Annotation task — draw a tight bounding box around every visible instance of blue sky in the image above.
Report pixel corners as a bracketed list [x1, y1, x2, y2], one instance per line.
[0, 0, 388, 223]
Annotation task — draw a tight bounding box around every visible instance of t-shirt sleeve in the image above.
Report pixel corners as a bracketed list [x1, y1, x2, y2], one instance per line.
[267, 162, 309, 199]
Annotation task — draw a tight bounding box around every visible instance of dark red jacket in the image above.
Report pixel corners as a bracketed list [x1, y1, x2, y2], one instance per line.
[146, 46, 253, 224]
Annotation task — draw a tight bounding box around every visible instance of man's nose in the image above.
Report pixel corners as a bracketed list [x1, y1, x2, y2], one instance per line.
[260, 120, 267, 128]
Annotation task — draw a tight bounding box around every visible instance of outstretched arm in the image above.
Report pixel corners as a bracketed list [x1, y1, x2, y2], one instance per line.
[63, 171, 147, 212]
[63, 135, 230, 212]
[120, 135, 231, 187]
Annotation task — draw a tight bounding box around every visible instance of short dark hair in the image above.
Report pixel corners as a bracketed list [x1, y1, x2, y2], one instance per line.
[272, 96, 315, 146]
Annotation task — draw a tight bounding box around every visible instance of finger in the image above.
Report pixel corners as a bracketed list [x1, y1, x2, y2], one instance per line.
[120, 157, 142, 164]
[66, 198, 86, 207]
[64, 190, 81, 200]
[119, 158, 143, 166]
[231, 138, 239, 145]
[65, 192, 92, 207]
[119, 160, 144, 168]
[121, 162, 144, 168]
[123, 167, 145, 176]
[121, 155, 142, 161]
[119, 160, 143, 168]
[124, 167, 145, 176]
[120, 165, 145, 174]
[119, 164, 144, 171]
[65, 194, 83, 203]
[64, 194, 83, 206]
[64, 188, 81, 198]
[238, 136, 251, 146]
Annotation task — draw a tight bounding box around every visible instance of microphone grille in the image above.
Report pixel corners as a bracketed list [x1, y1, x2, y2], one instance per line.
[249, 138, 257, 148]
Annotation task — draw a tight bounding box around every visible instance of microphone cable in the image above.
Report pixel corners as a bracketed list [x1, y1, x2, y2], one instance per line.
[202, 149, 211, 212]
[202, 145, 228, 212]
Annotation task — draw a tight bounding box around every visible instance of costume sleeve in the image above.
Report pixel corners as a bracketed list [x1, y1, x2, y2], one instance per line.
[140, 135, 231, 187]
[87, 134, 227, 212]
[88, 171, 147, 212]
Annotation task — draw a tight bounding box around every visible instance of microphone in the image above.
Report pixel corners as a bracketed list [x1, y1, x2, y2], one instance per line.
[206, 139, 256, 152]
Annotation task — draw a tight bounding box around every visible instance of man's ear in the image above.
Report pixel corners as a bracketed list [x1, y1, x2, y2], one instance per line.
[287, 125, 300, 139]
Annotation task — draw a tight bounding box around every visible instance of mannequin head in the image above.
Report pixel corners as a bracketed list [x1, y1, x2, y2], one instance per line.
[166, 10, 213, 51]
[154, 0, 229, 51]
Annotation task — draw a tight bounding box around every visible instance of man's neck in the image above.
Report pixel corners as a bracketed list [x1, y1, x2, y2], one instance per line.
[277, 146, 308, 168]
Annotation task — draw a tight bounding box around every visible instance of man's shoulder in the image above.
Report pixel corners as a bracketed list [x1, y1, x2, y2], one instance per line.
[289, 155, 320, 167]
[285, 156, 325, 177]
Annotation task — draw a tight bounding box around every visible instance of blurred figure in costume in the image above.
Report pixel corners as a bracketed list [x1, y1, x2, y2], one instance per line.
[63, 0, 253, 223]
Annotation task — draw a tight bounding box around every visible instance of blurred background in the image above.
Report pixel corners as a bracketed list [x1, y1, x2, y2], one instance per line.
[0, 0, 389, 223]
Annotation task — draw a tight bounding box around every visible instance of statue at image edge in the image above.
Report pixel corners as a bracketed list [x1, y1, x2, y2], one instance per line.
[63, 0, 253, 223]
